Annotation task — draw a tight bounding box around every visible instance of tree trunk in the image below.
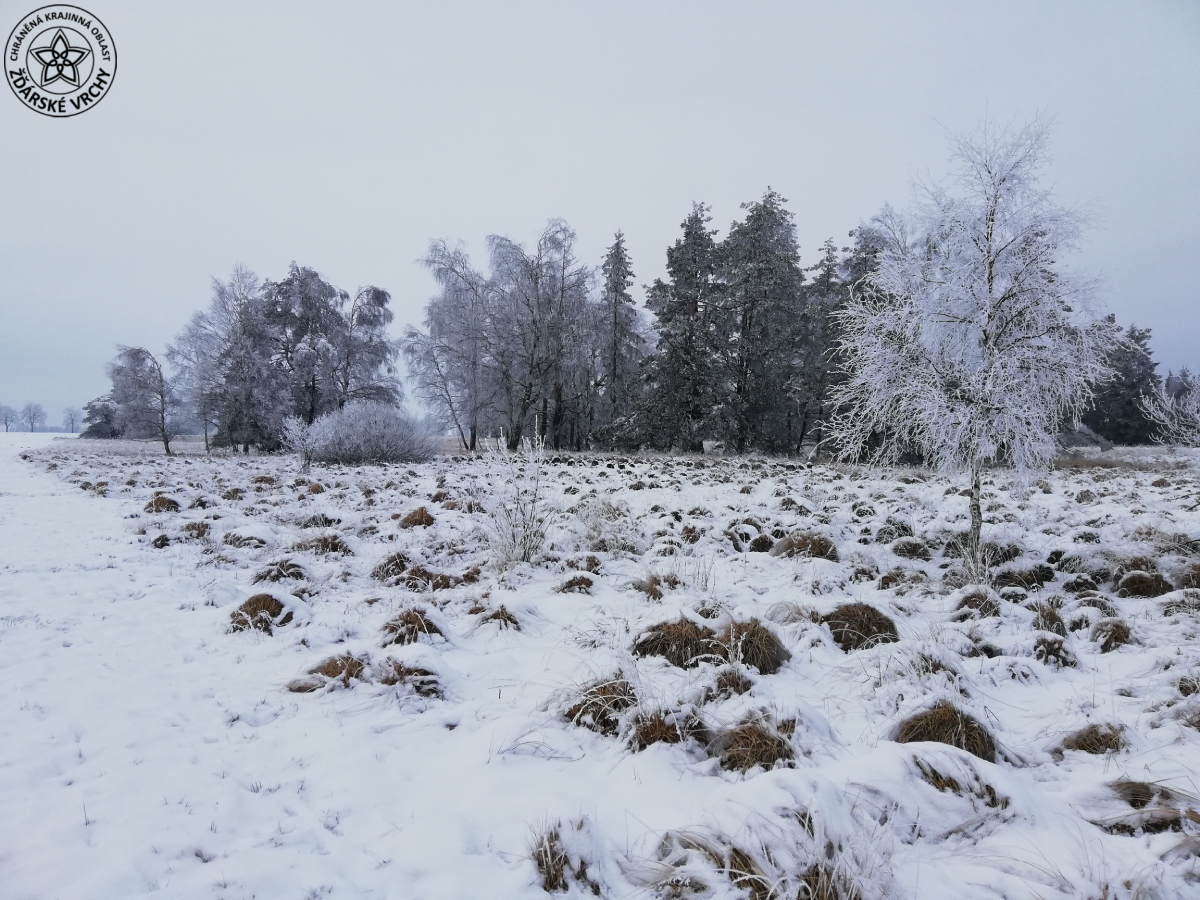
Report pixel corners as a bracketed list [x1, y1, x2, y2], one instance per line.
[967, 466, 983, 572]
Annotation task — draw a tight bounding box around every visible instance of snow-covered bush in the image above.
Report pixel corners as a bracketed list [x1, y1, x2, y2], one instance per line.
[476, 435, 556, 568]
[283, 402, 436, 466]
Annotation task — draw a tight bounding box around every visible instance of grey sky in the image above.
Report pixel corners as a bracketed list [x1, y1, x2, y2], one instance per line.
[2, 1, 1197, 423]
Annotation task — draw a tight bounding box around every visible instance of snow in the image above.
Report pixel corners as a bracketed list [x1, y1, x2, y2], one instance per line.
[2, 433, 1199, 899]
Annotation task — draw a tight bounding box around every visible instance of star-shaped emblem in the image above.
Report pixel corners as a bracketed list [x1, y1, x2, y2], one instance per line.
[31, 28, 91, 88]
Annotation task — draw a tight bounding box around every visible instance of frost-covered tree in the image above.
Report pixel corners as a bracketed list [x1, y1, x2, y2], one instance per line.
[107, 346, 184, 455]
[828, 119, 1118, 569]
[62, 407, 82, 432]
[80, 395, 123, 438]
[596, 231, 644, 429]
[0, 405, 16, 432]
[1141, 374, 1200, 445]
[1082, 318, 1160, 445]
[20, 402, 46, 432]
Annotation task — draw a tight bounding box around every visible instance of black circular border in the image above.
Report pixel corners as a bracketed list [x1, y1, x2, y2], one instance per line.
[5, 4, 118, 118]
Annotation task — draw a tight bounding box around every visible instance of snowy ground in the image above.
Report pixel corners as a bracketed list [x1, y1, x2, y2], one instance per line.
[2, 433, 1200, 899]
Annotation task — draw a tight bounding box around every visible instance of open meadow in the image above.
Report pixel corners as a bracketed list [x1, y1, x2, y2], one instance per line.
[2, 434, 1200, 899]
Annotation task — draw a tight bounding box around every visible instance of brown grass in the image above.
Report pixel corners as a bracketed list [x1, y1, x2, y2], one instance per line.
[1034, 636, 1075, 668]
[892, 537, 930, 560]
[144, 495, 180, 513]
[399, 506, 435, 529]
[531, 825, 569, 893]
[896, 702, 996, 763]
[1092, 618, 1132, 653]
[381, 608, 442, 645]
[955, 588, 1000, 619]
[558, 575, 593, 594]
[1078, 594, 1118, 616]
[823, 604, 899, 651]
[633, 573, 680, 600]
[181, 521, 210, 540]
[370, 551, 410, 583]
[717, 619, 791, 674]
[796, 864, 863, 900]
[1030, 603, 1067, 637]
[717, 721, 794, 772]
[221, 488, 244, 501]
[1118, 571, 1174, 598]
[747, 534, 773, 553]
[151, 534, 170, 549]
[481, 605, 520, 629]
[230, 594, 292, 634]
[292, 534, 353, 556]
[1163, 591, 1200, 616]
[288, 654, 366, 691]
[993, 565, 1055, 590]
[301, 513, 340, 528]
[1060, 723, 1125, 755]
[251, 559, 305, 583]
[378, 660, 441, 696]
[403, 565, 473, 591]
[1179, 676, 1200, 697]
[223, 532, 265, 549]
[307, 483, 325, 494]
[707, 667, 753, 700]
[634, 618, 719, 668]
[632, 710, 706, 750]
[770, 532, 839, 561]
[565, 677, 637, 736]
[251, 475, 275, 485]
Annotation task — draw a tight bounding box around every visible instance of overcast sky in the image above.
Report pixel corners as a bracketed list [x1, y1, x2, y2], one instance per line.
[2, 1, 1198, 423]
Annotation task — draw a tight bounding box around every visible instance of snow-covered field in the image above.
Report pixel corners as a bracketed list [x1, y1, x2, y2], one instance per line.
[2, 433, 1200, 899]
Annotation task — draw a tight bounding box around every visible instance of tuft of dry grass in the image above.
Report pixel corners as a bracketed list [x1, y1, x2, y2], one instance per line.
[1034, 636, 1075, 668]
[717, 721, 794, 772]
[707, 667, 753, 700]
[144, 495, 180, 513]
[289, 655, 365, 691]
[1060, 723, 1125, 755]
[993, 565, 1055, 590]
[717, 619, 791, 674]
[399, 506, 435, 529]
[747, 534, 773, 553]
[565, 677, 637, 736]
[1078, 593, 1118, 616]
[403, 565, 478, 591]
[770, 532, 839, 561]
[250, 475, 275, 485]
[558, 575, 593, 594]
[892, 537, 930, 560]
[223, 532, 265, 549]
[301, 513, 340, 528]
[896, 702, 996, 763]
[1179, 676, 1200, 697]
[151, 534, 170, 549]
[181, 521, 210, 540]
[530, 825, 569, 893]
[823, 603, 899, 651]
[230, 594, 292, 634]
[251, 559, 305, 583]
[480, 605, 519, 629]
[632, 710, 706, 750]
[633, 573, 680, 600]
[1029, 602, 1067, 637]
[370, 551, 410, 583]
[766, 601, 820, 625]
[954, 588, 1000, 619]
[1091, 618, 1132, 653]
[307, 483, 325, 494]
[377, 660, 440, 696]
[381, 607, 442, 645]
[221, 487, 244, 501]
[291, 534, 353, 556]
[796, 864, 863, 900]
[1163, 590, 1200, 616]
[634, 618, 719, 668]
[1118, 570, 1174, 598]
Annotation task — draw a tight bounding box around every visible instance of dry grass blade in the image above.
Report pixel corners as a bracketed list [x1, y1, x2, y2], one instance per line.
[823, 603, 898, 651]
[896, 702, 996, 763]
[717, 619, 791, 674]
[634, 618, 719, 668]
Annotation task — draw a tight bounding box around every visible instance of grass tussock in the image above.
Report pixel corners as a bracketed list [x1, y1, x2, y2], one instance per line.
[181, 521, 210, 540]
[370, 551, 410, 583]
[634, 618, 719, 668]
[955, 588, 1000, 619]
[1179, 676, 1200, 697]
[530, 825, 569, 893]
[381, 607, 442, 645]
[1118, 570, 1174, 598]
[404, 564, 479, 591]
[796, 864, 863, 900]
[558, 575, 593, 594]
[1030, 602, 1067, 637]
[892, 537, 930, 560]
[823, 603, 899, 651]
[221, 488, 244, 501]
[301, 513, 340, 528]
[1092, 618, 1132, 653]
[896, 702, 996, 763]
[251, 559, 305, 583]
[1034, 636, 1075, 668]
[144, 495, 180, 513]
[399, 506, 435, 529]
[480, 604, 519, 629]
[654, 833, 774, 900]
[291, 534, 353, 556]
[766, 601, 820, 625]
[230, 594, 292, 634]
[223, 532, 266, 549]
[633, 573, 680, 600]
[717, 618, 791, 674]
[717, 721, 794, 772]
[1060, 723, 1125, 755]
[565, 676, 637, 736]
[288, 655, 365, 691]
[770, 532, 839, 561]
[632, 710, 706, 750]
[377, 660, 440, 696]
[708, 667, 753, 700]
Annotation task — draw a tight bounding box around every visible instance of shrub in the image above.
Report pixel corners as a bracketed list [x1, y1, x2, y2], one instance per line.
[283, 403, 436, 466]
[1060, 723, 1124, 755]
[634, 618, 719, 668]
[717, 721, 793, 772]
[399, 506, 435, 528]
[565, 677, 637, 736]
[823, 604, 899, 651]
[482, 437, 556, 567]
[144, 495, 179, 513]
[371, 551, 410, 583]
[896, 702, 996, 763]
[381, 608, 442, 645]
[717, 619, 791, 674]
[770, 532, 839, 561]
[230, 594, 292, 634]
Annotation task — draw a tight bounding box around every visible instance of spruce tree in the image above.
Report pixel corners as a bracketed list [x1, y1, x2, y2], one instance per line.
[1082, 319, 1160, 444]
[597, 231, 644, 428]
